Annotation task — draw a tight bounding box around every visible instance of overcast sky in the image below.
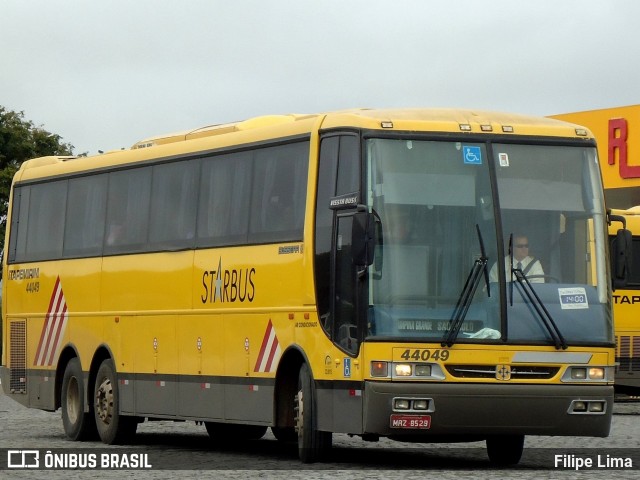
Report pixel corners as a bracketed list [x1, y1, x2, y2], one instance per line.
[2, 1, 639, 155]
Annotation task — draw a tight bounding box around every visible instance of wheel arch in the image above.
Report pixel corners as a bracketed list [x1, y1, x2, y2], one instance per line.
[273, 345, 308, 429]
[55, 344, 80, 411]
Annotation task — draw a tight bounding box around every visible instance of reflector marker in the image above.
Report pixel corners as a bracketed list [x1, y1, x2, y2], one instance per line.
[34, 277, 69, 366]
[254, 320, 281, 373]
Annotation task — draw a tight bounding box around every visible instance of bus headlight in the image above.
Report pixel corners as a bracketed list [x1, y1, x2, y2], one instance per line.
[562, 366, 610, 382]
[395, 364, 412, 376]
[414, 364, 432, 376]
[571, 366, 605, 380]
[588, 367, 605, 380]
[571, 368, 587, 380]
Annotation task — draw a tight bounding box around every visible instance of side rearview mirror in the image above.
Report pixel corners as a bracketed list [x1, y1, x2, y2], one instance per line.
[611, 228, 632, 289]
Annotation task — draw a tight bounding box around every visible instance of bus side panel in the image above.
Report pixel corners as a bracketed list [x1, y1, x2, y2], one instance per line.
[176, 376, 224, 421]
[102, 253, 192, 417]
[223, 312, 273, 423]
[193, 244, 308, 425]
[176, 314, 224, 419]
[132, 316, 177, 416]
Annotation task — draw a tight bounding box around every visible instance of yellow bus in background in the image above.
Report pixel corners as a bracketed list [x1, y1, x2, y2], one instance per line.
[1, 109, 624, 465]
[552, 106, 640, 396]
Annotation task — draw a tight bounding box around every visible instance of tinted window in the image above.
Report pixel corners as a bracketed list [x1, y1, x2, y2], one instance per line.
[250, 142, 309, 243]
[105, 168, 151, 254]
[149, 161, 199, 249]
[315, 136, 339, 331]
[64, 175, 108, 257]
[8, 138, 311, 263]
[10, 186, 30, 263]
[336, 135, 360, 195]
[25, 180, 67, 261]
[197, 152, 252, 246]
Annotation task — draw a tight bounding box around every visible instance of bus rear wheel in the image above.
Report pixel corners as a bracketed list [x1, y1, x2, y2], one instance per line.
[271, 426, 297, 442]
[295, 363, 331, 463]
[94, 359, 137, 444]
[61, 357, 97, 440]
[486, 434, 524, 466]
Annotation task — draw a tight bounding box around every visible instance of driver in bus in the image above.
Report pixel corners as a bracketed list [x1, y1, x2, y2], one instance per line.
[386, 204, 414, 244]
[489, 234, 545, 283]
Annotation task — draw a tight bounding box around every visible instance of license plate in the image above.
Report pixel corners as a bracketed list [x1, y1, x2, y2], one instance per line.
[389, 414, 431, 429]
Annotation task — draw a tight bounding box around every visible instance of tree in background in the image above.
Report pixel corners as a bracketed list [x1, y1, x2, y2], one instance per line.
[0, 106, 74, 266]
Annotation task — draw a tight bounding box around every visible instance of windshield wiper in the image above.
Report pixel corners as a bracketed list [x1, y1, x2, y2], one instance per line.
[442, 225, 489, 347]
[512, 257, 568, 351]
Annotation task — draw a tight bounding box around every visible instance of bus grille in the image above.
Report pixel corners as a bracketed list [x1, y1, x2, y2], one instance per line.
[616, 336, 640, 372]
[445, 365, 560, 379]
[9, 320, 27, 394]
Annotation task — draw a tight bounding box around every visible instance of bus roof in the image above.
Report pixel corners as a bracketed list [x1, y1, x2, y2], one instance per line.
[16, 108, 594, 182]
[130, 108, 594, 149]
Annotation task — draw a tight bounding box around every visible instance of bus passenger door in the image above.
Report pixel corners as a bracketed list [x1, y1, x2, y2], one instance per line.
[315, 133, 365, 434]
[333, 212, 360, 355]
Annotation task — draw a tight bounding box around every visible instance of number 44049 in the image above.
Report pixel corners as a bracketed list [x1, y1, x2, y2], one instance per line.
[400, 349, 449, 361]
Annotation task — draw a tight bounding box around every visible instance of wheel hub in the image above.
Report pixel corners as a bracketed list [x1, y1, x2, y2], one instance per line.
[294, 390, 304, 435]
[95, 378, 114, 424]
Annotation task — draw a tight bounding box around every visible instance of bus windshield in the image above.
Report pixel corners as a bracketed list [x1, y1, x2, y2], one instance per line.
[365, 138, 612, 346]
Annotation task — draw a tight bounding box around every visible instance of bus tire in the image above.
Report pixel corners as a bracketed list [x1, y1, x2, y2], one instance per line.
[271, 426, 297, 442]
[61, 357, 97, 441]
[295, 363, 331, 463]
[486, 434, 524, 465]
[94, 359, 137, 444]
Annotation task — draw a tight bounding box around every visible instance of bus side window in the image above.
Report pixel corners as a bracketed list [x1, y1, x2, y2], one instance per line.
[250, 142, 308, 243]
[105, 168, 151, 254]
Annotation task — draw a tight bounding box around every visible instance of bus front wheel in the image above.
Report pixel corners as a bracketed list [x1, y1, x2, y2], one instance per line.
[61, 357, 97, 440]
[295, 363, 331, 463]
[94, 359, 137, 444]
[486, 434, 524, 465]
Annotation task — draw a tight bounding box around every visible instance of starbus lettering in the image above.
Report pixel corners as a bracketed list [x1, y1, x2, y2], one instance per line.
[201, 258, 256, 304]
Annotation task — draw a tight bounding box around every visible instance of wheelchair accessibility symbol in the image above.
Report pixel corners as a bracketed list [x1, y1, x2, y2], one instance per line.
[463, 146, 482, 165]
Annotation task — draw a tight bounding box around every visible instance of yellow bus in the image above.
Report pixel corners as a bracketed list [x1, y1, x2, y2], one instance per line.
[0, 109, 624, 465]
[552, 106, 640, 396]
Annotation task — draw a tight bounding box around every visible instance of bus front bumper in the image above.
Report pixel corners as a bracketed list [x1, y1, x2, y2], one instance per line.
[363, 381, 613, 439]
